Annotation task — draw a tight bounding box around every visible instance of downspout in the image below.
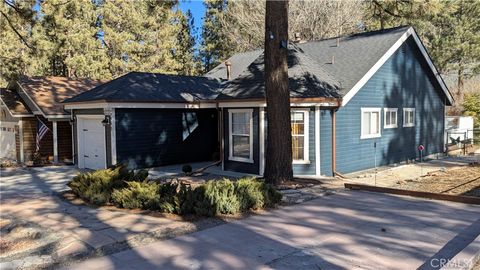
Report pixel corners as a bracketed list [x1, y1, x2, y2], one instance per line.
[217, 102, 224, 169]
[332, 108, 337, 175]
[70, 109, 75, 164]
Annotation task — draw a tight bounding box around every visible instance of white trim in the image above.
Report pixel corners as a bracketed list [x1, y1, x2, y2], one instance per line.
[76, 115, 107, 169]
[65, 102, 217, 110]
[403, 108, 416, 127]
[218, 101, 338, 108]
[383, 108, 398, 129]
[360, 107, 382, 139]
[65, 101, 339, 110]
[16, 83, 46, 117]
[19, 120, 24, 162]
[228, 109, 254, 163]
[52, 121, 58, 163]
[0, 95, 34, 118]
[291, 109, 310, 164]
[110, 109, 117, 166]
[259, 108, 265, 176]
[46, 115, 71, 119]
[342, 27, 453, 106]
[315, 106, 321, 176]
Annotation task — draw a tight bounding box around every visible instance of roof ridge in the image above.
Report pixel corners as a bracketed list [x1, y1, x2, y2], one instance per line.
[305, 25, 411, 44]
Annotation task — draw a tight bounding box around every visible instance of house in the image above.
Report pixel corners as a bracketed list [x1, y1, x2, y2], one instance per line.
[63, 26, 453, 176]
[0, 76, 104, 164]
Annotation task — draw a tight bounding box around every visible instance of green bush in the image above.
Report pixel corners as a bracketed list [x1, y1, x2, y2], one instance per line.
[69, 166, 282, 216]
[67, 165, 149, 205]
[68, 166, 124, 204]
[111, 181, 160, 209]
[235, 177, 266, 211]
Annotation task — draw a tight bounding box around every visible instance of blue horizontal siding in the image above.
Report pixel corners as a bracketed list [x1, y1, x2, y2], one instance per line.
[320, 109, 333, 176]
[335, 37, 445, 173]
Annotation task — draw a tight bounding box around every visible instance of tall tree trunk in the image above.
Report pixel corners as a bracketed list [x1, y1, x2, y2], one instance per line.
[264, 0, 293, 185]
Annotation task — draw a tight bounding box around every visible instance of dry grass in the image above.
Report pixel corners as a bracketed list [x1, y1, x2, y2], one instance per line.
[393, 166, 480, 197]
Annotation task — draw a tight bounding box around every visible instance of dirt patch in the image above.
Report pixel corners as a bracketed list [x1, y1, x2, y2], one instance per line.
[0, 215, 61, 264]
[390, 166, 480, 197]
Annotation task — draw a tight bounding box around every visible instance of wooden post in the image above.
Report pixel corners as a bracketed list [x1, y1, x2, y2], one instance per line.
[19, 119, 24, 163]
[53, 120, 58, 164]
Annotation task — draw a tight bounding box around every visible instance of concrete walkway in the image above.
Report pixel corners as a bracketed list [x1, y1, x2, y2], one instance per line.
[0, 167, 221, 269]
[66, 191, 480, 270]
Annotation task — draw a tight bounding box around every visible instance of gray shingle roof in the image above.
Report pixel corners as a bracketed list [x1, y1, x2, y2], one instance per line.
[205, 50, 263, 81]
[216, 44, 342, 100]
[215, 26, 411, 100]
[64, 72, 222, 103]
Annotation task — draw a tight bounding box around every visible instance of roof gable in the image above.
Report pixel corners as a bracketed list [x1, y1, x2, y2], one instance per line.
[15, 76, 106, 116]
[0, 88, 32, 117]
[208, 26, 453, 106]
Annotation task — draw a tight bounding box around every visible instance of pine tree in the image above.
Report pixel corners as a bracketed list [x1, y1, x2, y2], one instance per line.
[200, 0, 231, 72]
[264, 0, 293, 184]
[32, 0, 109, 78]
[174, 9, 198, 76]
[0, 0, 37, 85]
[100, 0, 180, 77]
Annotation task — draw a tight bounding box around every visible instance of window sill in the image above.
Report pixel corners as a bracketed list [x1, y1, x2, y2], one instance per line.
[228, 156, 254, 163]
[384, 125, 398, 129]
[360, 134, 381, 139]
[293, 160, 311, 165]
[403, 124, 415, 128]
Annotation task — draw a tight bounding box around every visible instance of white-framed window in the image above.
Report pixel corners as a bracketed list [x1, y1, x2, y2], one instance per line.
[361, 108, 381, 139]
[291, 109, 309, 164]
[229, 109, 253, 163]
[403, 108, 415, 127]
[384, 108, 398, 129]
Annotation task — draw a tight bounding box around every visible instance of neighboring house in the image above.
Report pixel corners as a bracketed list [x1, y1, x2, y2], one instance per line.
[0, 76, 104, 164]
[63, 26, 453, 176]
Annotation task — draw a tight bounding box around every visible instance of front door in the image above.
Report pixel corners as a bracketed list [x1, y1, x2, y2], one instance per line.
[78, 117, 106, 170]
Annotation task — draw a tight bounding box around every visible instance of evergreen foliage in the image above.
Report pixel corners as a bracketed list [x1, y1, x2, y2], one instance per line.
[69, 168, 282, 217]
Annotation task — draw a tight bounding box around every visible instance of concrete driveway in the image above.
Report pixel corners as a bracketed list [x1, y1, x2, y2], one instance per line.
[0, 166, 79, 198]
[66, 190, 480, 270]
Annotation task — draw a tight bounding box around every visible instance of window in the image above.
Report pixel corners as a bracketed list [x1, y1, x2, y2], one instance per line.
[384, 108, 398, 128]
[229, 109, 253, 163]
[403, 108, 415, 127]
[291, 110, 309, 163]
[361, 108, 381, 139]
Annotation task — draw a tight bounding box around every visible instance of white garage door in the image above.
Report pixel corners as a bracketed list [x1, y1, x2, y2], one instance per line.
[0, 122, 17, 160]
[77, 116, 106, 170]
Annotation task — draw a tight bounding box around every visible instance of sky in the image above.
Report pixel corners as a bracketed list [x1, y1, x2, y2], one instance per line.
[179, 0, 206, 45]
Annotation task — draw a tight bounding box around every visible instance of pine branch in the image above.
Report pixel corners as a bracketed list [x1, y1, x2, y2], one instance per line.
[0, 10, 33, 49]
[372, 0, 402, 18]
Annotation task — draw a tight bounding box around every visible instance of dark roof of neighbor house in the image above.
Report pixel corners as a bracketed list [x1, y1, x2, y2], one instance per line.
[16, 76, 106, 116]
[0, 88, 32, 116]
[216, 44, 342, 100]
[64, 72, 222, 104]
[215, 26, 411, 100]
